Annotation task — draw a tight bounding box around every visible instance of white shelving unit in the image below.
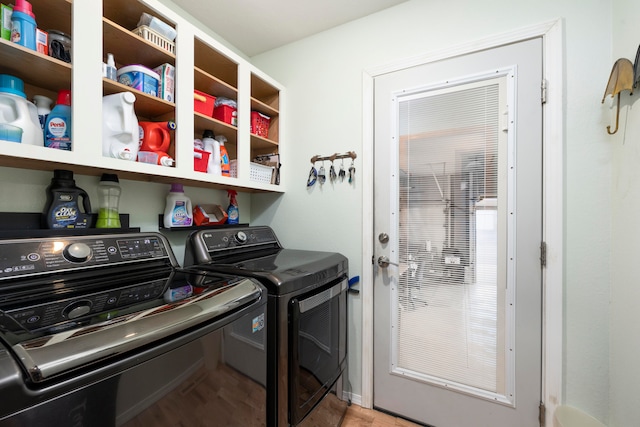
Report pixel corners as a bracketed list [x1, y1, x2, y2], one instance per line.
[0, 0, 284, 193]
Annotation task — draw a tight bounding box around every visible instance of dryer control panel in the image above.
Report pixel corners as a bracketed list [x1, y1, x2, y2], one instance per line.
[199, 226, 280, 252]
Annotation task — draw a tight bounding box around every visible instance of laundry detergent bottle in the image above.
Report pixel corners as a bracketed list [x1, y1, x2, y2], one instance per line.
[0, 74, 43, 145]
[216, 135, 230, 177]
[163, 183, 193, 228]
[10, 0, 37, 51]
[45, 89, 72, 150]
[102, 91, 139, 160]
[32, 95, 52, 130]
[202, 129, 221, 176]
[42, 169, 92, 229]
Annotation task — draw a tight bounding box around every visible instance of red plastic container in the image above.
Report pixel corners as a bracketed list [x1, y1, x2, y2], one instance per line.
[194, 148, 210, 172]
[194, 90, 215, 116]
[139, 121, 175, 153]
[212, 104, 237, 126]
[250, 111, 271, 138]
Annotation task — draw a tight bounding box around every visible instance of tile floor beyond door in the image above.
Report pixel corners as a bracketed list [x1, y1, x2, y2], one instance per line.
[342, 405, 422, 427]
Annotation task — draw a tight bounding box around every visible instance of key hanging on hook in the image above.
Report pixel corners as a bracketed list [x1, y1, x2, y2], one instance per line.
[307, 163, 317, 187]
[348, 159, 356, 183]
[318, 161, 326, 185]
[329, 160, 337, 182]
[339, 158, 346, 182]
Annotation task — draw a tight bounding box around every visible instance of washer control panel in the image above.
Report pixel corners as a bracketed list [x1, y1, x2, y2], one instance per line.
[0, 233, 172, 280]
[6, 280, 167, 331]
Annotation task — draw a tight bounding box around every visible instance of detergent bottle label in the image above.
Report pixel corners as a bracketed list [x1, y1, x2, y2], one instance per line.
[45, 117, 71, 150]
[171, 201, 192, 226]
[50, 201, 78, 228]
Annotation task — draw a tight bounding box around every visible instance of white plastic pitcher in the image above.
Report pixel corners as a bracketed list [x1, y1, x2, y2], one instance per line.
[102, 92, 139, 160]
[0, 92, 43, 145]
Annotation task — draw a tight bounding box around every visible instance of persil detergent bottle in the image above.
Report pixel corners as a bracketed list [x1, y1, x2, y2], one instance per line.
[163, 183, 193, 228]
[45, 89, 72, 150]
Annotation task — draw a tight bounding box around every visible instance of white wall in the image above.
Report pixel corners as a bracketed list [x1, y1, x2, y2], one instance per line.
[0, 167, 250, 264]
[251, 0, 614, 423]
[610, 0, 640, 426]
[0, 0, 624, 423]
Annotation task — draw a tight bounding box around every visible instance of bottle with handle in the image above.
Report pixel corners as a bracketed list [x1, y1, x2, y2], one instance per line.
[32, 95, 52, 130]
[163, 183, 193, 228]
[42, 169, 92, 229]
[202, 129, 221, 176]
[216, 135, 230, 177]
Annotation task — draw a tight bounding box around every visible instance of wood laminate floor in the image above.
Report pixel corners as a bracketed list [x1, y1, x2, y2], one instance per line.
[342, 405, 423, 427]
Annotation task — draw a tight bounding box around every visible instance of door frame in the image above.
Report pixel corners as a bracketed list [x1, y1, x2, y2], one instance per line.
[361, 19, 564, 427]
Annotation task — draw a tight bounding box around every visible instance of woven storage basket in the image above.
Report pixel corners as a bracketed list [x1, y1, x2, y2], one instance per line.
[133, 25, 175, 54]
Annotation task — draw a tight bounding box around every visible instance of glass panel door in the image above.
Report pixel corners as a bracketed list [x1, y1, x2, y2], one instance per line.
[394, 76, 510, 399]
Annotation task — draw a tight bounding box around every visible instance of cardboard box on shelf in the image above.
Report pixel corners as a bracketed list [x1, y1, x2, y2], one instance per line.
[153, 63, 175, 103]
[193, 204, 228, 226]
[36, 29, 48, 55]
[1, 4, 12, 41]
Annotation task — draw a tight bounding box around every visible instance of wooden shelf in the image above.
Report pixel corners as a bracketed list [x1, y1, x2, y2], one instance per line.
[251, 73, 279, 110]
[251, 135, 278, 157]
[250, 97, 278, 117]
[194, 67, 238, 100]
[103, 78, 175, 120]
[194, 113, 238, 146]
[0, 39, 71, 92]
[31, 0, 72, 36]
[194, 37, 238, 88]
[103, 17, 175, 69]
[103, 0, 175, 33]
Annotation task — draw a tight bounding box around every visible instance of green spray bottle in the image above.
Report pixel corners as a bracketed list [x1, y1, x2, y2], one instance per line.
[226, 190, 239, 224]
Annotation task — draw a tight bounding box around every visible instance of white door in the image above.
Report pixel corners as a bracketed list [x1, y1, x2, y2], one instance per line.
[373, 38, 543, 427]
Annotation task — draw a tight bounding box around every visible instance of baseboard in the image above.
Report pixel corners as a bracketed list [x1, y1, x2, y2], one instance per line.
[343, 391, 363, 407]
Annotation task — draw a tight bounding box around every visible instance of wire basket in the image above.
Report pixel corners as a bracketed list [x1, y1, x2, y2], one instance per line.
[133, 25, 175, 54]
[250, 162, 274, 183]
[229, 160, 275, 184]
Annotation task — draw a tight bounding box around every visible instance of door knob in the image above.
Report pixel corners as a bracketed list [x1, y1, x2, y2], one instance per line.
[377, 256, 399, 268]
[378, 233, 389, 244]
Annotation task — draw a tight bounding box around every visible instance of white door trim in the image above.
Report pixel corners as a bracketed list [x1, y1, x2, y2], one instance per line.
[361, 19, 564, 427]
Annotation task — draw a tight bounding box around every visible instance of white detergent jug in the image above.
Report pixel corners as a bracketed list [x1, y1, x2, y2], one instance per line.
[102, 92, 139, 160]
[0, 74, 43, 145]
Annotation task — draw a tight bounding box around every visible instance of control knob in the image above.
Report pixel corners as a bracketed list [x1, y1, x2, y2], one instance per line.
[62, 300, 92, 319]
[63, 243, 92, 263]
[234, 231, 248, 245]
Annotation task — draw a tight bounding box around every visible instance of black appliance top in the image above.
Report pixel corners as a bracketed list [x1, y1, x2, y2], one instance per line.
[184, 226, 348, 295]
[0, 232, 264, 383]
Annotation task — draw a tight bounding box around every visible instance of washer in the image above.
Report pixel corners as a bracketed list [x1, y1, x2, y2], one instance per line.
[0, 232, 268, 426]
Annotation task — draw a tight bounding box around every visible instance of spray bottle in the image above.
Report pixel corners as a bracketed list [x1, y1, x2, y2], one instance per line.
[226, 190, 239, 224]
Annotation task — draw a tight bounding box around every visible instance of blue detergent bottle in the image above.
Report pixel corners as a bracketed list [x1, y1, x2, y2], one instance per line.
[10, 0, 37, 51]
[45, 89, 72, 150]
[226, 190, 239, 224]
